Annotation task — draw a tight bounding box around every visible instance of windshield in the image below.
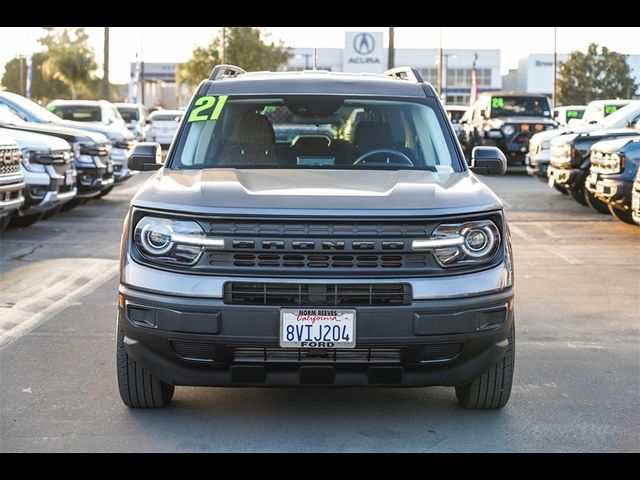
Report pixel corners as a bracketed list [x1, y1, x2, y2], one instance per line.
[489, 96, 550, 117]
[170, 95, 460, 172]
[52, 105, 101, 122]
[1, 94, 62, 123]
[118, 108, 138, 122]
[0, 105, 27, 125]
[600, 102, 640, 128]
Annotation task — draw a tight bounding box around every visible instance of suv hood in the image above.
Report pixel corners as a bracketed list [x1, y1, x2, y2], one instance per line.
[0, 126, 71, 151]
[132, 169, 503, 217]
[531, 124, 598, 143]
[54, 119, 134, 141]
[591, 135, 640, 154]
[0, 120, 104, 144]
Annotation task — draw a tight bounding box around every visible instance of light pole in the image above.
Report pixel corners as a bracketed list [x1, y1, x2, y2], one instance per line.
[437, 27, 443, 97]
[443, 53, 457, 104]
[552, 27, 557, 108]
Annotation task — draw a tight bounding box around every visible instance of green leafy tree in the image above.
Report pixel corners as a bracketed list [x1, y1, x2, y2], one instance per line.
[177, 27, 290, 91]
[40, 27, 98, 100]
[1, 52, 69, 103]
[557, 43, 638, 105]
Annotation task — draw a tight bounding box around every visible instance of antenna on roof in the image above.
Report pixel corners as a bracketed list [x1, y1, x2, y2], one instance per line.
[312, 48, 317, 70]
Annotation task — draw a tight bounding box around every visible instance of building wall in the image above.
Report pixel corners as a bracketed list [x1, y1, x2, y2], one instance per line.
[284, 46, 502, 106]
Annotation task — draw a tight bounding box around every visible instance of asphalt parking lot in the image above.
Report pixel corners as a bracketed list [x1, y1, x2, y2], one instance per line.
[0, 171, 638, 452]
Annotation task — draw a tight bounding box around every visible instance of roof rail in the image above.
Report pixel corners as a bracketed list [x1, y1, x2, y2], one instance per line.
[209, 64, 246, 81]
[384, 67, 424, 83]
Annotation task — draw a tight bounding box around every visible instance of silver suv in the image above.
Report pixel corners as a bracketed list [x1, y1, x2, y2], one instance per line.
[117, 66, 515, 410]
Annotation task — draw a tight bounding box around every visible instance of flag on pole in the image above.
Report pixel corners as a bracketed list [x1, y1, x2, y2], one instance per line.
[25, 55, 33, 99]
[470, 53, 479, 106]
[130, 53, 141, 103]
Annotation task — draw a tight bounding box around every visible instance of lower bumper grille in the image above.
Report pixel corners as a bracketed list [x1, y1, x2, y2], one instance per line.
[224, 282, 412, 306]
[234, 347, 403, 364]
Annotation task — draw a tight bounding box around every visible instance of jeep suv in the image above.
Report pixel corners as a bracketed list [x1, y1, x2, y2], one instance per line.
[460, 91, 556, 166]
[117, 66, 515, 410]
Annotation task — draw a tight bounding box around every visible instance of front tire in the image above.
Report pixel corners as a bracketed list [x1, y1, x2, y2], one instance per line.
[455, 325, 515, 409]
[116, 316, 174, 408]
[569, 186, 588, 206]
[585, 190, 611, 214]
[60, 197, 85, 211]
[554, 184, 569, 195]
[608, 204, 636, 225]
[9, 213, 44, 228]
[98, 186, 114, 197]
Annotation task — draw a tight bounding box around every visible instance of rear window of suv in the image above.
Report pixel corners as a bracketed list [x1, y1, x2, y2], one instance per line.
[170, 95, 461, 172]
[51, 105, 102, 122]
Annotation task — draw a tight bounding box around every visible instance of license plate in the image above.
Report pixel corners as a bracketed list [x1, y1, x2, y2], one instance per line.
[280, 308, 356, 348]
[107, 163, 114, 174]
[65, 170, 74, 186]
[548, 175, 555, 187]
[632, 195, 639, 211]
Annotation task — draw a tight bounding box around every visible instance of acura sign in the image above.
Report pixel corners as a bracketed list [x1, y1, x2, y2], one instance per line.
[344, 31, 384, 73]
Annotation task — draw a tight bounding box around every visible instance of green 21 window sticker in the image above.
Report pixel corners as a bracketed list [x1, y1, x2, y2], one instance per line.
[187, 95, 228, 122]
[491, 97, 505, 109]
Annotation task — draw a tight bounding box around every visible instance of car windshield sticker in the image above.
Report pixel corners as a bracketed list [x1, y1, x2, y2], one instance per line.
[491, 97, 504, 109]
[567, 110, 580, 118]
[604, 105, 618, 116]
[187, 95, 228, 122]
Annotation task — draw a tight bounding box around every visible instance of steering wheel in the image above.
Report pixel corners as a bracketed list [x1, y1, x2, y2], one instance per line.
[353, 149, 414, 167]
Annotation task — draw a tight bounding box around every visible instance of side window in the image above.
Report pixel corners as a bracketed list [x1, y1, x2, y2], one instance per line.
[1, 102, 26, 120]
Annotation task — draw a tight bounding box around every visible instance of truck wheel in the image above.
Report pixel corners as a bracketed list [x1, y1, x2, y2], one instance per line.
[608, 204, 636, 225]
[98, 186, 114, 198]
[584, 190, 610, 214]
[42, 205, 62, 220]
[9, 213, 44, 228]
[569, 186, 588, 206]
[554, 184, 569, 195]
[455, 325, 514, 410]
[0, 215, 10, 232]
[116, 315, 174, 408]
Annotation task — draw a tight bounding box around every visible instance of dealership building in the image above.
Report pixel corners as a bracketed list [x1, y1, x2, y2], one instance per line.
[282, 32, 502, 106]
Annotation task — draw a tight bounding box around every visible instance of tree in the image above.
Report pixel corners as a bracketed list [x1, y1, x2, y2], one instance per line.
[1, 52, 69, 103]
[557, 43, 638, 105]
[40, 27, 98, 100]
[177, 27, 290, 91]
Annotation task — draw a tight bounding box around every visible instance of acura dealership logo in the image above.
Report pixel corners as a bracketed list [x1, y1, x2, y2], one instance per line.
[353, 33, 375, 55]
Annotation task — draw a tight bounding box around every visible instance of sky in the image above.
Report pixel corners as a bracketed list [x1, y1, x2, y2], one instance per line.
[0, 27, 639, 84]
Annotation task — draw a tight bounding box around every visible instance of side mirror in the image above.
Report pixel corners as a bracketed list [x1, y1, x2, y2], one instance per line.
[470, 146, 507, 175]
[127, 142, 163, 171]
[626, 120, 636, 128]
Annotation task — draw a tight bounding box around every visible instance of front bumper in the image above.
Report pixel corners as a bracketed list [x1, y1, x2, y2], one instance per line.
[547, 165, 580, 189]
[75, 164, 114, 198]
[20, 188, 77, 215]
[585, 172, 633, 208]
[525, 150, 550, 179]
[119, 285, 514, 388]
[0, 175, 25, 217]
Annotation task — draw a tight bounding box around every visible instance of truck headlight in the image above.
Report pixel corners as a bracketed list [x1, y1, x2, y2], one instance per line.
[133, 216, 224, 265]
[21, 149, 47, 173]
[73, 143, 96, 164]
[595, 152, 624, 174]
[412, 220, 501, 267]
[502, 125, 515, 136]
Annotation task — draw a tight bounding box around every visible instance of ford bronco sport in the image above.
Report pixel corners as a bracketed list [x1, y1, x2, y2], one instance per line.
[117, 66, 515, 410]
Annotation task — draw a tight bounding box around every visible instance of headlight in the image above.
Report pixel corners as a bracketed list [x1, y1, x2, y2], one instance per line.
[73, 143, 96, 164]
[412, 220, 501, 267]
[502, 125, 515, 136]
[21, 149, 47, 173]
[593, 152, 624, 174]
[133, 216, 224, 265]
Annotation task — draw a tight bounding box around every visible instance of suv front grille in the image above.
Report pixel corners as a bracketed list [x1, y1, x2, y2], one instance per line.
[212, 252, 429, 270]
[0, 147, 21, 175]
[207, 221, 429, 238]
[224, 282, 412, 306]
[51, 162, 73, 177]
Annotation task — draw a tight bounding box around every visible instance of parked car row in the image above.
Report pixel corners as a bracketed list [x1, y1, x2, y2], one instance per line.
[0, 93, 141, 231]
[528, 100, 640, 226]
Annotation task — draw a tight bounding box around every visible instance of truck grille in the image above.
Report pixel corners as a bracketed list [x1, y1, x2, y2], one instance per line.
[224, 282, 412, 306]
[207, 221, 430, 237]
[0, 146, 21, 175]
[51, 162, 72, 177]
